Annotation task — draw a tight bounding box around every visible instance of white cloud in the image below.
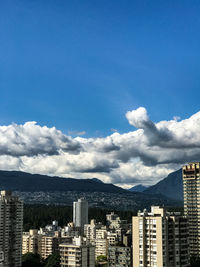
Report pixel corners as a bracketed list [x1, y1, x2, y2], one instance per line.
[126, 107, 149, 129]
[0, 108, 200, 188]
[0, 122, 81, 156]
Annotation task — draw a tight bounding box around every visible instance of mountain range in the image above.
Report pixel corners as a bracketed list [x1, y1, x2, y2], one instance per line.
[0, 170, 125, 193]
[0, 169, 183, 209]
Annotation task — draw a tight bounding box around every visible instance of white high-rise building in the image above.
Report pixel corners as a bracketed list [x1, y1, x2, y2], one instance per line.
[0, 191, 23, 267]
[73, 198, 88, 229]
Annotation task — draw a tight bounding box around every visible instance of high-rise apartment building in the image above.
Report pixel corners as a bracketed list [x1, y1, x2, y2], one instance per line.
[22, 229, 39, 254]
[0, 191, 23, 267]
[183, 162, 200, 256]
[73, 198, 88, 229]
[132, 206, 190, 267]
[59, 236, 95, 267]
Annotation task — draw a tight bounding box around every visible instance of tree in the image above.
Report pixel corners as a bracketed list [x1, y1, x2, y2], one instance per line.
[96, 255, 108, 267]
[44, 252, 60, 267]
[96, 255, 107, 262]
[22, 253, 43, 267]
[191, 256, 200, 267]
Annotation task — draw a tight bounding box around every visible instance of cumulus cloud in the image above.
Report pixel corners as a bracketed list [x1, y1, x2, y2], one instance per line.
[126, 107, 173, 147]
[1, 108, 200, 187]
[0, 122, 81, 157]
[86, 137, 120, 153]
[126, 107, 150, 129]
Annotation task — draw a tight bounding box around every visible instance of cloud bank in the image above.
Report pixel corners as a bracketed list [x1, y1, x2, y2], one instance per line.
[0, 107, 200, 187]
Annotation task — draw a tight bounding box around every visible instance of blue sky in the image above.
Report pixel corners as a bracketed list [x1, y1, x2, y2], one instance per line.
[1, 0, 200, 137]
[1, 1, 200, 186]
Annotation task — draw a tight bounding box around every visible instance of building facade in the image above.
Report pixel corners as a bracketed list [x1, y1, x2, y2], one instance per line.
[59, 237, 95, 267]
[132, 206, 190, 267]
[108, 246, 131, 267]
[39, 234, 72, 259]
[84, 219, 103, 245]
[22, 229, 39, 254]
[23, 228, 73, 259]
[95, 238, 108, 259]
[183, 162, 200, 256]
[0, 191, 23, 267]
[0, 252, 4, 267]
[107, 232, 119, 246]
[40, 235, 59, 259]
[95, 227, 108, 258]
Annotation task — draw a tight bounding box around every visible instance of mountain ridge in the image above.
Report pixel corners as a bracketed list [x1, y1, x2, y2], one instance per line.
[144, 169, 183, 200]
[0, 170, 125, 194]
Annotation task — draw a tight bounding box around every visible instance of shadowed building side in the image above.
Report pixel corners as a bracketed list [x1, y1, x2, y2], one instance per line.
[0, 191, 23, 267]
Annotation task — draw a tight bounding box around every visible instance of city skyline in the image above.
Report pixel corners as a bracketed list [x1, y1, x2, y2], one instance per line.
[1, 1, 200, 188]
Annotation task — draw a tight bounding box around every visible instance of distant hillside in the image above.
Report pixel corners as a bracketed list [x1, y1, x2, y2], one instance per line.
[144, 169, 183, 200]
[0, 170, 125, 194]
[129, 184, 147, 192]
[0, 170, 183, 209]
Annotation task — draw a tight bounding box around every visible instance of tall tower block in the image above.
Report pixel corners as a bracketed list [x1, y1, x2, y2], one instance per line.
[183, 162, 200, 256]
